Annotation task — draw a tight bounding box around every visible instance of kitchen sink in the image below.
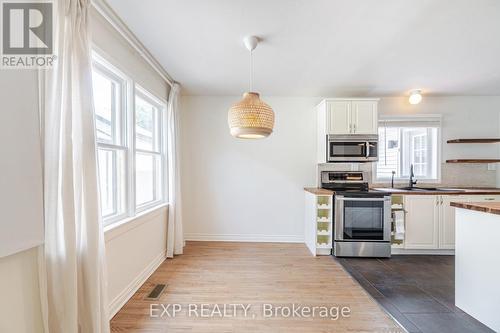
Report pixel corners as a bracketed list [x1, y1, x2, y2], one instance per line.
[394, 187, 466, 192]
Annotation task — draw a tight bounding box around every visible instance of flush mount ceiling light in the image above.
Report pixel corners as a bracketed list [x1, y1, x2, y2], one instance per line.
[409, 90, 423, 105]
[228, 36, 275, 139]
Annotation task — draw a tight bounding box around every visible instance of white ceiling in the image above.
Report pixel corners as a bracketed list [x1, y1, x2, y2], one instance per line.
[106, 0, 500, 96]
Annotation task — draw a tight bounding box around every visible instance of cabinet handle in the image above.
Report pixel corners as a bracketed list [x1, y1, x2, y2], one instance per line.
[353, 124, 356, 133]
[485, 198, 495, 201]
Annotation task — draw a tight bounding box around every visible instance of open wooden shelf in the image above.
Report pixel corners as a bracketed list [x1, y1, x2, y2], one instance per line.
[447, 139, 500, 143]
[446, 159, 500, 163]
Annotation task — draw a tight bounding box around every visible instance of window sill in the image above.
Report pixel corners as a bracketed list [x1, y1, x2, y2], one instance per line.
[104, 203, 169, 242]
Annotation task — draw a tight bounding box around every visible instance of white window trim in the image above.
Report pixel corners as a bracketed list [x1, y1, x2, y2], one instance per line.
[92, 54, 130, 225]
[92, 50, 168, 227]
[373, 115, 442, 184]
[133, 84, 168, 214]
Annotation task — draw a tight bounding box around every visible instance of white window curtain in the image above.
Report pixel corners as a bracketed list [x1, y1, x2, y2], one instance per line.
[166, 83, 184, 257]
[39, 0, 110, 332]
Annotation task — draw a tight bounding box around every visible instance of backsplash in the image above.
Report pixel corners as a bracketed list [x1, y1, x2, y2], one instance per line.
[317, 163, 497, 188]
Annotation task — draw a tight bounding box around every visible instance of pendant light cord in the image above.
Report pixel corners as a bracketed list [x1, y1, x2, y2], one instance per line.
[249, 49, 254, 92]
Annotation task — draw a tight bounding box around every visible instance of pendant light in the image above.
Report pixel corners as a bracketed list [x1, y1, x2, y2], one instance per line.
[228, 36, 275, 139]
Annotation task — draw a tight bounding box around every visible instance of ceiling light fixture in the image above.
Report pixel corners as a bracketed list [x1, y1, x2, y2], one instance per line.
[409, 90, 422, 105]
[228, 36, 275, 139]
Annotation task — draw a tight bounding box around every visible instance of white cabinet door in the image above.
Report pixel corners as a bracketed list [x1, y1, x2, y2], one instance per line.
[327, 101, 351, 134]
[439, 195, 469, 249]
[351, 101, 377, 134]
[404, 195, 439, 249]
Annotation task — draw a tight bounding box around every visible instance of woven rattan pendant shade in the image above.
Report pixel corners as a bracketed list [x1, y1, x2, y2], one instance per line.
[228, 92, 275, 139]
[228, 36, 274, 139]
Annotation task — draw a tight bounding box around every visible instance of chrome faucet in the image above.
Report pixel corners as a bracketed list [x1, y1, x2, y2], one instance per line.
[391, 171, 396, 188]
[408, 164, 417, 188]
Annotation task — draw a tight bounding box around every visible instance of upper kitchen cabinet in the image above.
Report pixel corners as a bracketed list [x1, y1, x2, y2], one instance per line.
[316, 98, 379, 163]
[318, 98, 379, 136]
[326, 101, 351, 134]
[351, 100, 378, 134]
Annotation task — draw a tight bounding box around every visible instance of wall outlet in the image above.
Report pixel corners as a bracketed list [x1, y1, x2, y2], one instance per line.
[487, 163, 497, 171]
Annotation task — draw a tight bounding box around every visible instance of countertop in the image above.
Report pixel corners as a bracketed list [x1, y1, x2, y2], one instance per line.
[450, 201, 500, 215]
[371, 187, 500, 195]
[304, 187, 500, 195]
[304, 187, 334, 195]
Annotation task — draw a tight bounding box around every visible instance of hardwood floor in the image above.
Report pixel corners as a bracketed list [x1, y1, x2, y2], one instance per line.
[337, 256, 494, 333]
[111, 242, 403, 332]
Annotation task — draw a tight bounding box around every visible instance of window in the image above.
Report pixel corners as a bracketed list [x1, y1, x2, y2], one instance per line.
[375, 116, 441, 182]
[92, 62, 127, 221]
[92, 53, 167, 225]
[134, 88, 164, 210]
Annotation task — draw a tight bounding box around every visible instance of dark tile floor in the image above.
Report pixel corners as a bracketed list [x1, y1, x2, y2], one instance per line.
[336, 255, 494, 333]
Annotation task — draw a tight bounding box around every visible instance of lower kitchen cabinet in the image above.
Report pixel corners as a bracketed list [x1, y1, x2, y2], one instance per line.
[304, 191, 333, 256]
[440, 195, 469, 249]
[469, 195, 500, 202]
[403, 194, 500, 251]
[404, 195, 439, 249]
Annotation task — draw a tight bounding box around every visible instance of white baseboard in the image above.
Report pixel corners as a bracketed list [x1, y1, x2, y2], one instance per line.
[184, 233, 304, 243]
[108, 250, 167, 318]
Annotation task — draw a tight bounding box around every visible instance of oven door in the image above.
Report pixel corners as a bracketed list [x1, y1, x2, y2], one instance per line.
[334, 195, 391, 242]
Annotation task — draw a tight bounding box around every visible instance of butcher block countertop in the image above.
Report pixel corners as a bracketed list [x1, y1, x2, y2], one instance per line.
[372, 187, 500, 195]
[304, 187, 334, 195]
[450, 202, 500, 215]
[305, 187, 500, 196]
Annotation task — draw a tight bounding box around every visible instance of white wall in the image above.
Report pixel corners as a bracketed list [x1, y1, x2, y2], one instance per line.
[181, 96, 320, 241]
[105, 207, 168, 317]
[0, 70, 44, 332]
[0, 69, 44, 257]
[181, 95, 500, 241]
[0, 247, 43, 333]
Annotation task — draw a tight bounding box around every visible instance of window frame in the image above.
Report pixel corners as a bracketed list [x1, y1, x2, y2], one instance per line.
[133, 85, 167, 213]
[92, 51, 168, 227]
[92, 61, 126, 146]
[92, 55, 129, 225]
[410, 132, 428, 177]
[373, 116, 442, 184]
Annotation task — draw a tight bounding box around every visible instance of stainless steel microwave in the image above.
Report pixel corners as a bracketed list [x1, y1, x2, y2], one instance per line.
[326, 134, 378, 162]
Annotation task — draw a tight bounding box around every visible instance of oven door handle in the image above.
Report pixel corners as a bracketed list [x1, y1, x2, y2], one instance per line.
[336, 196, 390, 201]
[334, 198, 344, 241]
[366, 142, 370, 157]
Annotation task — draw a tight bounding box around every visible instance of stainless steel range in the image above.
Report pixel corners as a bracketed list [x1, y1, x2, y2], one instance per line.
[321, 171, 391, 258]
